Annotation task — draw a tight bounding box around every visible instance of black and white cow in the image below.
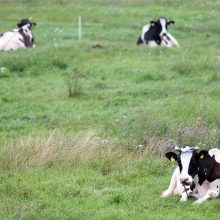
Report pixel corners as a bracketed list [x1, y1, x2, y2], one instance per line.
[161, 146, 220, 204]
[137, 17, 179, 47]
[0, 19, 36, 51]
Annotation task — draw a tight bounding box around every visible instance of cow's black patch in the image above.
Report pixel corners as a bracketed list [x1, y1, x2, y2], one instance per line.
[143, 24, 162, 45]
[188, 152, 199, 178]
[17, 19, 36, 29]
[18, 28, 34, 48]
[177, 155, 183, 172]
[136, 36, 143, 45]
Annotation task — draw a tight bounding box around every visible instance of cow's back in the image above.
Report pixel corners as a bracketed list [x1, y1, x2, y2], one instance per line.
[209, 148, 220, 163]
[0, 31, 26, 51]
[0, 31, 16, 50]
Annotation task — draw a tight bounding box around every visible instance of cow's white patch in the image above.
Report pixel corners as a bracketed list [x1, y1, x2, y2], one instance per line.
[180, 146, 198, 153]
[209, 148, 220, 163]
[0, 21, 35, 51]
[141, 24, 150, 43]
[159, 18, 167, 36]
[161, 166, 194, 202]
[163, 32, 180, 47]
[180, 152, 193, 174]
[179, 151, 194, 184]
[148, 40, 158, 47]
[0, 31, 26, 51]
[161, 167, 183, 197]
[194, 179, 220, 204]
[23, 24, 33, 40]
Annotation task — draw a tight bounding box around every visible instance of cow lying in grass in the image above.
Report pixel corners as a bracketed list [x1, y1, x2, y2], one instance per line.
[0, 18, 36, 51]
[137, 17, 179, 47]
[161, 146, 220, 204]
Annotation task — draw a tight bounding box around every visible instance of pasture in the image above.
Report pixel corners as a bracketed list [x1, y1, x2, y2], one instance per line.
[0, 0, 220, 219]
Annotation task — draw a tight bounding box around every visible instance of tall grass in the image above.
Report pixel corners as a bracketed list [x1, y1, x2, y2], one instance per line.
[0, 130, 99, 169]
[1, 115, 219, 171]
[0, 130, 137, 172]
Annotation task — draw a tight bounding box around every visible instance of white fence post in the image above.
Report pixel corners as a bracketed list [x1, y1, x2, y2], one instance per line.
[78, 16, 81, 41]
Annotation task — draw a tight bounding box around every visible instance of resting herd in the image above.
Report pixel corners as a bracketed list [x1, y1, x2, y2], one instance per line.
[0, 16, 179, 51]
[0, 17, 219, 205]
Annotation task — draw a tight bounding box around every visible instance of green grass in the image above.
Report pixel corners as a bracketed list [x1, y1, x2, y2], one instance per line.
[0, 0, 220, 219]
[0, 161, 220, 220]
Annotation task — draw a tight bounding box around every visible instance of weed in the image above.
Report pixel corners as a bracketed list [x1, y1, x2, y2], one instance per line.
[176, 117, 220, 149]
[65, 68, 85, 98]
[170, 59, 195, 76]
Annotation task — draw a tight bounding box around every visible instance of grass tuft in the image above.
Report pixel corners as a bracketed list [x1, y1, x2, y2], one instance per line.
[65, 68, 86, 98]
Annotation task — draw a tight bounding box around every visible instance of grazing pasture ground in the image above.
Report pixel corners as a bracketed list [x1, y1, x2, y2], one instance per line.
[0, 0, 220, 219]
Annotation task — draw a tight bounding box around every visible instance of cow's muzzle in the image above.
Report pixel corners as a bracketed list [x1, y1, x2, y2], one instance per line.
[180, 177, 192, 186]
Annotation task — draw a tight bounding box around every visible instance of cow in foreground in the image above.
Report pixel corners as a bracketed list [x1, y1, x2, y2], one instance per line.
[0, 19, 36, 51]
[137, 17, 179, 47]
[161, 146, 220, 204]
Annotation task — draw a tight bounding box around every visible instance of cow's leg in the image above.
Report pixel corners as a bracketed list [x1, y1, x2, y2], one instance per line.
[165, 32, 180, 47]
[193, 180, 220, 205]
[180, 192, 188, 202]
[161, 167, 179, 197]
[161, 38, 172, 47]
[148, 40, 158, 47]
[180, 186, 191, 202]
[189, 192, 201, 199]
[136, 36, 143, 45]
[193, 190, 219, 204]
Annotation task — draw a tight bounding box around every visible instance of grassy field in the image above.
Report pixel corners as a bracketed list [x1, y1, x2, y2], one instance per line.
[0, 0, 220, 219]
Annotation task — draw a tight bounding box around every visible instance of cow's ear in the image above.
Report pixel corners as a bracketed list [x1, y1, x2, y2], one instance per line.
[17, 22, 22, 28]
[168, 20, 175, 25]
[165, 152, 177, 162]
[150, 20, 156, 26]
[196, 150, 209, 160]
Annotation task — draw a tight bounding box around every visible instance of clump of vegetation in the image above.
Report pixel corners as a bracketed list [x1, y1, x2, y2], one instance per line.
[170, 58, 195, 76]
[176, 117, 220, 149]
[0, 130, 127, 171]
[65, 68, 85, 98]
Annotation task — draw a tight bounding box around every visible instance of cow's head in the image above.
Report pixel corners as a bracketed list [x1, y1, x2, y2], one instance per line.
[150, 17, 175, 37]
[165, 146, 212, 186]
[17, 19, 36, 29]
[17, 19, 36, 48]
